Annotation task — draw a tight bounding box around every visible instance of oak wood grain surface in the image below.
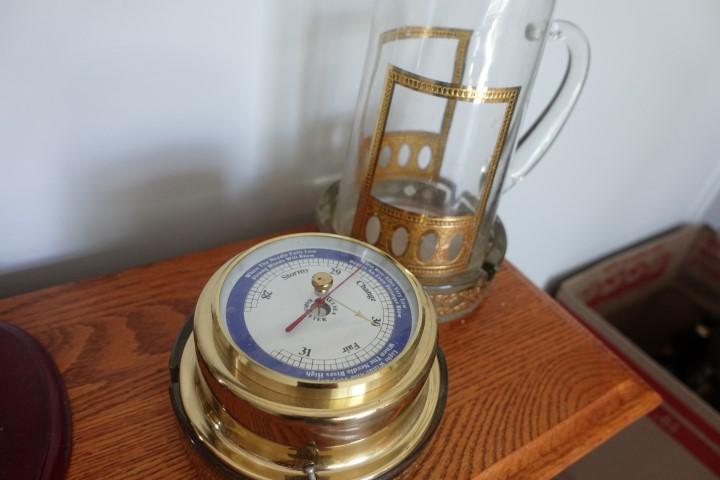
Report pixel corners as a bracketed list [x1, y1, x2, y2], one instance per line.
[0, 227, 660, 479]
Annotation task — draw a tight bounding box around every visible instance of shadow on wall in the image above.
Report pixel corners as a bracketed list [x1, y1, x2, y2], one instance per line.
[262, 3, 363, 194]
[0, 144, 313, 297]
[0, 3, 371, 298]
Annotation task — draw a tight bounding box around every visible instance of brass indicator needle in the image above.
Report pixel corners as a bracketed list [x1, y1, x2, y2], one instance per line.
[330, 296, 378, 327]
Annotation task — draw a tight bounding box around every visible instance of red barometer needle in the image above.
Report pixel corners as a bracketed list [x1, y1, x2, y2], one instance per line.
[285, 263, 364, 333]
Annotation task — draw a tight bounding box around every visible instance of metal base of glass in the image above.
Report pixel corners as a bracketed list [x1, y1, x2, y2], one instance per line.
[315, 181, 506, 322]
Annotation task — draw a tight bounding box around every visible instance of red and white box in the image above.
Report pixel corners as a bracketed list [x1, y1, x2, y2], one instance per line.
[556, 225, 720, 479]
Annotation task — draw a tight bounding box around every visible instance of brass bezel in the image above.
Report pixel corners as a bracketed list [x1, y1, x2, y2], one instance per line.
[193, 233, 437, 410]
[173, 233, 445, 478]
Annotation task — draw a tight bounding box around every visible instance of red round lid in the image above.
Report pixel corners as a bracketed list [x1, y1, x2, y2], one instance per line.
[0, 322, 71, 480]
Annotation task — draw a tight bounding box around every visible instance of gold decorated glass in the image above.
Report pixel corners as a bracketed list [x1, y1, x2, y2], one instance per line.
[318, 0, 590, 320]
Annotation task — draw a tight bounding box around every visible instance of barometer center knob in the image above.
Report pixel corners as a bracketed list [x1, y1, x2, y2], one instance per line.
[311, 272, 334, 295]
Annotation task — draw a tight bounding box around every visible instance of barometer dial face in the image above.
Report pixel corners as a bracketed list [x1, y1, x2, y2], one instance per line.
[218, 235, 419, 381]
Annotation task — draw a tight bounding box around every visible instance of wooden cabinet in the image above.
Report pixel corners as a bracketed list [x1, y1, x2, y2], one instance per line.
[0, 227, 659, 479]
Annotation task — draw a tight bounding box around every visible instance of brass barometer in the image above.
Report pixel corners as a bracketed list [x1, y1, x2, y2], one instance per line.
[170, 233, 447, 479]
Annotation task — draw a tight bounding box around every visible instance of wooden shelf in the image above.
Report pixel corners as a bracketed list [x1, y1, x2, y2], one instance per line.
[0, 227, 660, 479]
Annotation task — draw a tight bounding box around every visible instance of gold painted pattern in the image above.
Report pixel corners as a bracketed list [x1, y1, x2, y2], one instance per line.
[352, 60, 519, 278]
[358, 131, 443, 181]
[366, 196, 477, 276]
[360, 26, 472, 186]
[391, 68, 519, 102]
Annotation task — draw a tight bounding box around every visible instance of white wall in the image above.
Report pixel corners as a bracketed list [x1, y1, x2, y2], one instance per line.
[499, 0, 720, 287]
[0, 0, 372, 295]
[1, 0, 719, 296]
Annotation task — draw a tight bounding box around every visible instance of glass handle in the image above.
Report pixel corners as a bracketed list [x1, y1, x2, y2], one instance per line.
[503, 20, 591, 192]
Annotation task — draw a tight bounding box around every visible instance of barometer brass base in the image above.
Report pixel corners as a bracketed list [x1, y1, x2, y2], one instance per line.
[170, 316, 448, 480]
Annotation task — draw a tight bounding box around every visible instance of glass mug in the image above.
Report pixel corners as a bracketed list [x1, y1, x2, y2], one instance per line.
[317, 0, 590, 321]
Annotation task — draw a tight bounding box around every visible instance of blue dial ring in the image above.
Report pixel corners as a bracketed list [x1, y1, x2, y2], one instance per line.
[225, 248, 413, 381]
